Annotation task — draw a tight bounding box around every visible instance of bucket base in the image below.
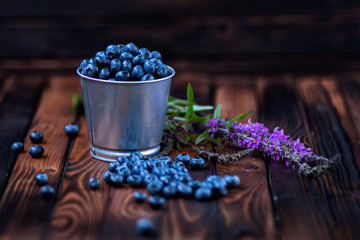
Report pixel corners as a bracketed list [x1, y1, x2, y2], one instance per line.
[90, 144, 161, 162]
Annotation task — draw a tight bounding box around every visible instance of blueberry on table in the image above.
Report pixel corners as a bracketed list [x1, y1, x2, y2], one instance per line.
[177, 183, 193, 198]
[126, 42, 139, 55]
[103, 171, 113, 183]
[110, 59, 122, 74]
[98, 68, 111, 80]
[141, 74, 155, 81]
[117, 155, 129, 164]
[109, 174, 124, 187]
[89, 177, 100, 190]
[194, 187, 212, 201]
[190, 157, 205, 170]
[127, 175, 143, 188]
[130, 151, 144, 160]
[30, 131, 43, 144]
[133, 191, 147, 203]
[136, 218, 157, 237]
[224, 175, 240, 189]
[35, 173, 48, 186]
[11, 142, 24, 154]
[64, 124, 79, 138]
[115, 70, 130, 81]
[176, 153, 191, 165]
[131, 65, 145, 80]
[40, 185, 55, 200]
[148, 195, 165, 210]
[29, 145, 44, 158]
[162, 185, 177, 198]
[146, 179, 164, 195]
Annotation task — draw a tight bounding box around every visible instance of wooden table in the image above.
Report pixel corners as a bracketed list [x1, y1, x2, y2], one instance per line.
[0, 69, 359, 240]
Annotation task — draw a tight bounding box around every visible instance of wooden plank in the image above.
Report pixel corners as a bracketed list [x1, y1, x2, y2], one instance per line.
[0, 75, 44, 198]
[213, 78, 275, 240]
[45, 116, 110, 239]
[258, 76, 360, 240]
[0, 76, 80, 239]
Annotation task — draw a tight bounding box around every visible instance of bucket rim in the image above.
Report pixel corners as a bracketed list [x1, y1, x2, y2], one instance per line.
[77, 66, 175, 85]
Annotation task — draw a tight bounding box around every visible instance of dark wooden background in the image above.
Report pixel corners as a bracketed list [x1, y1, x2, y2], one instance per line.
[0, 0, 359, 74]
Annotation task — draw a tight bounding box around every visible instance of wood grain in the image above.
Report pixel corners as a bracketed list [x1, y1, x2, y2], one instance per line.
[44, 116, 110, 240]
[214, 78, 275, 240]
[0, 75, 44, 198]
[0, 76, 80, 239]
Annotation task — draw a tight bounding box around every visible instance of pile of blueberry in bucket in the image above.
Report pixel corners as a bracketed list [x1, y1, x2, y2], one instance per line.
[102, 151, 240, 209]
[78, 43, 172, 81]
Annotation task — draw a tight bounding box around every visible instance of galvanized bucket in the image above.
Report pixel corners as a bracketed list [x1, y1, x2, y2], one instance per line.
[77, 67, 174, 161]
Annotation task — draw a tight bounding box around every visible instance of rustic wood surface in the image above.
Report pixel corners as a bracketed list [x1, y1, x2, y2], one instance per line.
[0, 70, 359, 240]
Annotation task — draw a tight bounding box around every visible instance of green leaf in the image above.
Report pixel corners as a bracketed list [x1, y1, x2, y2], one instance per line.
[193, 105, 214, 112]
[185, 84, 194, 122]
[72, 94, 84, 115]
[214, 103, 222, 119]
[229, 112, 250, 124]
[191, 113, 209, 123]
[195, 130, 209, 145]
[176, 140, 183, 151]
[168, 109, 182, 119]
[165, 121, 176, 131]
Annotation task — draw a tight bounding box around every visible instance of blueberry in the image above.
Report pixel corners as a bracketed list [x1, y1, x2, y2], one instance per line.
[151, 51, 162, 60]
[194, 187, 212, 201]
[110, 59, 122, 74]
[117, 44, 128, 54]
[120, 52, 133, 61]
[40, 185, 55, 200]
[152, 167, 167, 176]
[127, 175, 143, 188]
[167, 168, 177, 176]
[224, 175, 240, 189]
[176, 153, 191, 165]
[143, 60, 156, 74]
[136, 218, 157, 237]
[140, 74, 155, 81]
[94, 52, 110, 67]
[142, 173, 158, 186]
[126, 43, 139, 55]
[132, 54, 146, 65]
[130, 151, 144, 160]
[150, 58, 163, 65]
[188, 180, 201, 190]
[172, 160, 185, 169]
[64, 124, 79, 138]
[132, 165, 144, 175]
[131, 65, 145, 80]
[139, 48, 151, 58]
[11, 142, 24, 154]
[108, 78, 116, 81]
[109, 174, 124, 187]
[177, 183, 193, 198]
[200, 181, 213, 189]
[108, 162, 119, 172]
[81, 63, 98, 78]
[122, 60, 132, 72]
[115, 166, 132, 178]
[79, 59, 89, 71]
[30, 131, 43, 144]
[103, 171, 113, 183]
[145, 160, 155, 172]
[155, 64, 168, 79]
[159, 175, 172, 185]
[148, 195, 165, 210]
[146, 180, 164, 195]
[35, 173, 48, 186]
[29, 145, 44, 158]
[99, 68, 111, 80]
[105, 44, 119, 59]
[89, 177, 100, 190]
[162, 185, 177, 198]
[189, 157, 205, 169]
[133, 191, 147, 203]
[173, 172, 191, 182]
[115, 71, 130, 81]
[117, 156, 128, 164]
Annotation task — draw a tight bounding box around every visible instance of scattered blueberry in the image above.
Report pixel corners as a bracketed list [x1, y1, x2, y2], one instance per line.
[127, 175, 143, 188]
[148, 195, 165, 210]
[30, 131, 43, 144]
[40, 185, 55, 200]
[133, 191, 147, 203]
[11, 142, 24, 154]
[64, 124, 79, 138]
[147, 180, 164, 195]
[110, 174, 124, 187]
[35, 173, 48, 186]
[130, 151, 144, 160]
[176, 153, 191, 165]
[136, 218, 157, 237]
[89, 178, 100, 190]
[224, 175, 240, 189]
[189, 157, 205, 169]
[162, 185, 178, 198]
[29, 145, 44, 158]
[195, 187, 212, 201]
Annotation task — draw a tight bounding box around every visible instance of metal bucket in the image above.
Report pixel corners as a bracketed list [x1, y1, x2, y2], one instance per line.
[77, 67, 174, 162]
